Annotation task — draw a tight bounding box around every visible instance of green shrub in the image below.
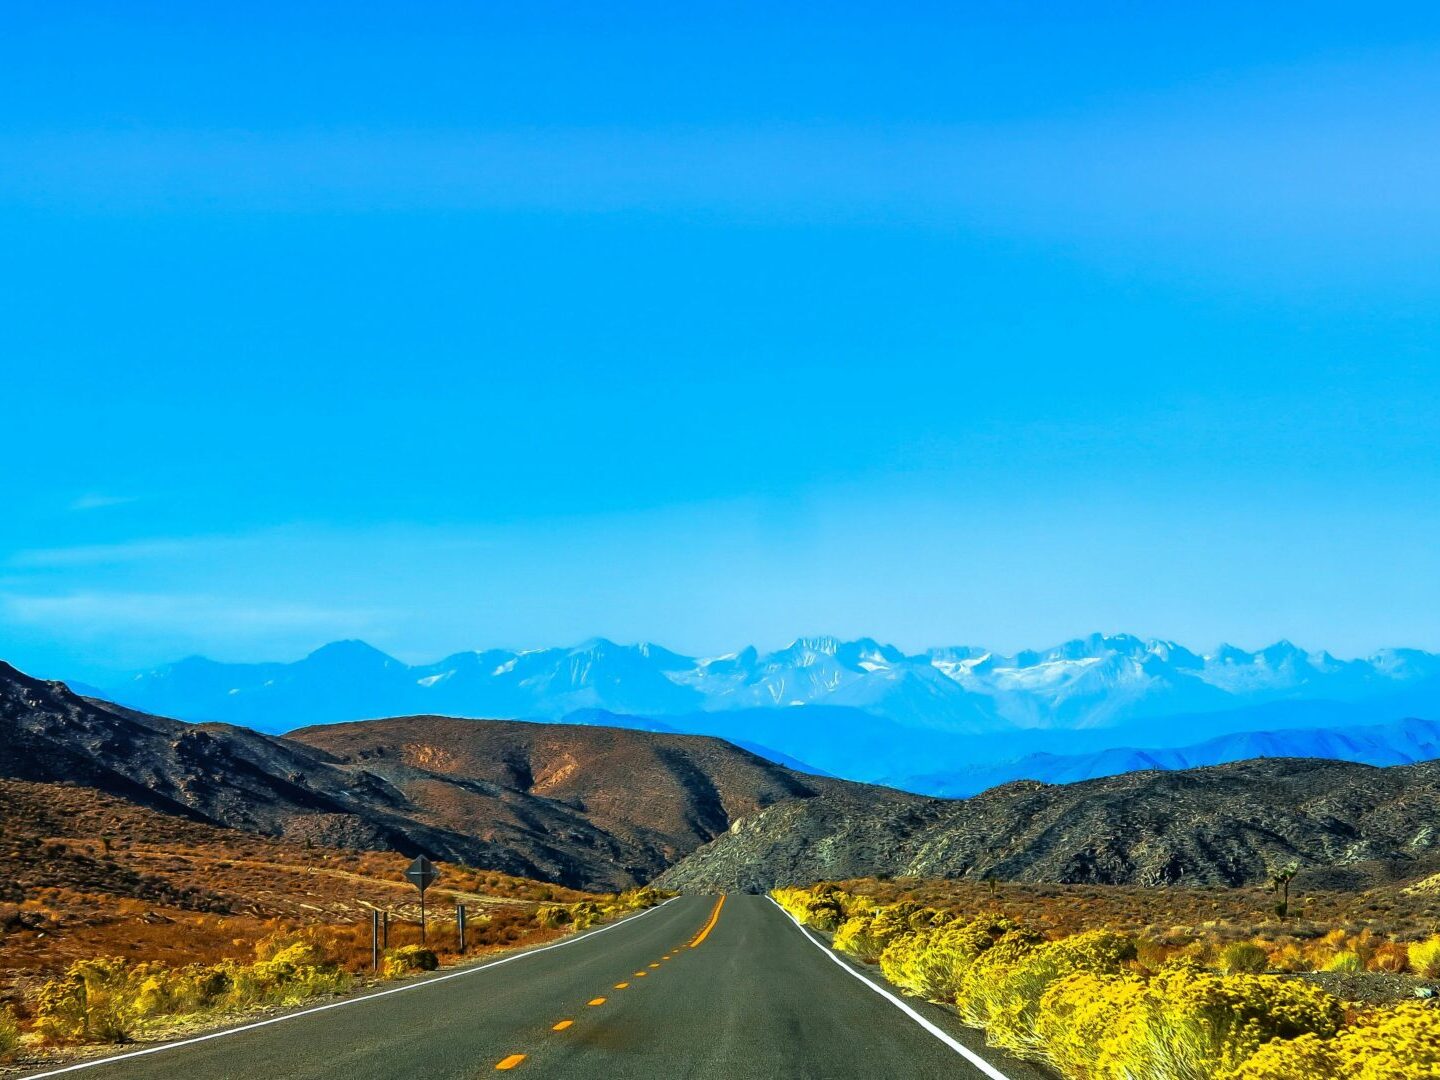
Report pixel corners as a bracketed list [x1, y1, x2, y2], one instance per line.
[1324, 950, 1363, 974]
[537, 904, 572, 929]
[0, 1006, 20, 1057]
[1219, 942, 1270, 974]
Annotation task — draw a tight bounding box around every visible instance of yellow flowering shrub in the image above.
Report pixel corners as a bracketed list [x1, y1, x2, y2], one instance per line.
[879, 914, 1019, 1000]
[1227, 1004, 1440, 1080]
[1330, 1004, 1440, 1079]
[1323, 950, 1362, 973]
[1036, 973, 1152, 1078]
[379, 945, 439, 979]
[772, 884, 858, 932]
[1222, 1032, 1339, 1079]
[961, 930, 1138, 1055]
[952, 927, 1049, 1025]
[770, 884, 1425, 1080]
[1113, 965, 1340, 1080]
[32, 956, 142, 1044]
[832, 902, 938, 962]
[31, 936, 353, 1044]
[1409, 935, 1440, 978]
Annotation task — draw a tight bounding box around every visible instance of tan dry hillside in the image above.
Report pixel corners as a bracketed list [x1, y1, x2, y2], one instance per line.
[0, 660, 863, 890]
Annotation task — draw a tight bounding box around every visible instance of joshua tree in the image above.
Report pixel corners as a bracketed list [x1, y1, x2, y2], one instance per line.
[1269, 861, 1300, 920]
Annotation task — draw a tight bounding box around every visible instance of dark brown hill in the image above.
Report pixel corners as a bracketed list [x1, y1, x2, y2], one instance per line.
[0, 661, 857, 889]
[287, 715, 864, 887]
[656, 757, 1440, 891]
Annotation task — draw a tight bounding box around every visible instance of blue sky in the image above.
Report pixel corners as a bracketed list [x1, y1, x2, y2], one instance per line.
[3, 2, 1440, 681]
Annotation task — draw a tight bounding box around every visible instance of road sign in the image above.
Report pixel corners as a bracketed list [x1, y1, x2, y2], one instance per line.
[406, 855, 439, 893]
[406, 855, 440, 944]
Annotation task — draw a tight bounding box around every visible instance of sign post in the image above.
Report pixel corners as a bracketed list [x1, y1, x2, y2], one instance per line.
[405, 855, 440, 944]
[371, 909, 380, 970]
[457, 903, 467, 953]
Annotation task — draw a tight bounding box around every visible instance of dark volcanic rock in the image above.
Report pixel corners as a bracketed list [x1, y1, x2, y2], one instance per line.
[657, 758, 1440, 891]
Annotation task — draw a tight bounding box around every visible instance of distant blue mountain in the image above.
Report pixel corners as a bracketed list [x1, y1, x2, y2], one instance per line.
[893, 715, 1440, 796]
[96, 634, 1440, 735]
[83, 634, 1440, 788]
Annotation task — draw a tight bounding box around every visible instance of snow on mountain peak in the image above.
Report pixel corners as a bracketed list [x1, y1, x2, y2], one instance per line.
[105, 634, 1440, 737]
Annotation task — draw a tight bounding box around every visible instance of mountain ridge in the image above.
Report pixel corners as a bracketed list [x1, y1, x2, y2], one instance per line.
[95, 633, 1440, 738]
[891, 714, 1440, 796]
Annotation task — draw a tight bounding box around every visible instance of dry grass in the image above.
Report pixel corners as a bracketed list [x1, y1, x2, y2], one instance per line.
[0, 779, 629, 1020]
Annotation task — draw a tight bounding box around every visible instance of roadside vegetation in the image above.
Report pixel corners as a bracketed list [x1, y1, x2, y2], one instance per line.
[773, 880, 1440, 1079]
[12, 888, 669, 1051]
[0, 777, 672, 1061]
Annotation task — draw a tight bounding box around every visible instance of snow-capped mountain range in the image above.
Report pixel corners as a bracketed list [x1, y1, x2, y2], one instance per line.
[95, 633, 1440, 744]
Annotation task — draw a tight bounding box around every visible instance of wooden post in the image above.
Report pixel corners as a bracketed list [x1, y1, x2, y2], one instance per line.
[371, 909, 380, 971]
[382, 910, 390, 949]
[457, 903, 466, 953]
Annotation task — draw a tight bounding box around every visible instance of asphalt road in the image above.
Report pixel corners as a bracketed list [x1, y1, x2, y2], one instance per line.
[27, 894, 1051, 1080]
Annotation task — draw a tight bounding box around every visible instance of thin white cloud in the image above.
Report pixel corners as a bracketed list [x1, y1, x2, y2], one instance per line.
[68, 493, 139, 512]
[10, 538, 199, 568]
[0, 591, 388, 638]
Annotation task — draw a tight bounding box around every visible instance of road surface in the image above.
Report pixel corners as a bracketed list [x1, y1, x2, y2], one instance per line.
[26, 894, 1051, 1080]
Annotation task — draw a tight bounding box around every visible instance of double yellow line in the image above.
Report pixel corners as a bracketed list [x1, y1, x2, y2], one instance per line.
[495, 894, 727, 1070]
[687, 894, 726, 948]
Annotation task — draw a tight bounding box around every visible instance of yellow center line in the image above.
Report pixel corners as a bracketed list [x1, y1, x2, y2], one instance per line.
[614, 982, 630, 989]
[495, 1054, 526, 1070]
[648, 963, 660, 968]
[552, 1020, 573, 1031]
[634, 971, 647, 977]
[588, 997, 607, 1006]
[688, 894, 727, 948]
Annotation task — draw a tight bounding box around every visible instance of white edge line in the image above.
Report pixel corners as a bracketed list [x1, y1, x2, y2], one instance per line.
[22, 897, 680, 1079]
[767, 896, 1016, 1080]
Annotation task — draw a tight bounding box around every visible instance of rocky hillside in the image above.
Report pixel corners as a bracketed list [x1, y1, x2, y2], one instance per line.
[0, 661, 853, 890]
[656, 757, 1440, 891]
